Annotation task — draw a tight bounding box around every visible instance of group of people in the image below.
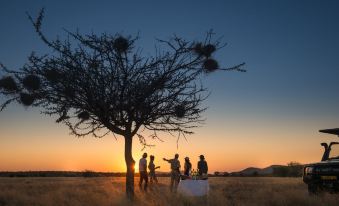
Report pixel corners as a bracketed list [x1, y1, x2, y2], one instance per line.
[138, 153, 208, 192]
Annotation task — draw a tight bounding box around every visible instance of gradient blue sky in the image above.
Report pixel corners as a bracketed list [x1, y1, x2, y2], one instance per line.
[0, 0, 338, 172]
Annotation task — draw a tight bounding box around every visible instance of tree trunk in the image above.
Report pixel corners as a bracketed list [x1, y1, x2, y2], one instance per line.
[124, 134, 135, 200]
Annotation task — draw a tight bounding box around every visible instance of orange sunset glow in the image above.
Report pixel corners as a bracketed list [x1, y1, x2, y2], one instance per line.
[1, 102, 337, 173]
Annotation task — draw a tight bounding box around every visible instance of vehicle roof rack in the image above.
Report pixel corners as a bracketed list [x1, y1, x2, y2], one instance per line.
[319, 128, 339, 136]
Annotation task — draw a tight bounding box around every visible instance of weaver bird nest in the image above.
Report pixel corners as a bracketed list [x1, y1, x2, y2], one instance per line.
[22, 74, 41, 90]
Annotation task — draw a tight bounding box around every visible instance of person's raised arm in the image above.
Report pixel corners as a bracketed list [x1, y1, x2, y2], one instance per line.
[163, 158, 169, 162]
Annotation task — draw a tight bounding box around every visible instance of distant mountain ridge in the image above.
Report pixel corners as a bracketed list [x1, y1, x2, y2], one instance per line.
[231, 165, 286, 176]
[222, 163, 304, 177]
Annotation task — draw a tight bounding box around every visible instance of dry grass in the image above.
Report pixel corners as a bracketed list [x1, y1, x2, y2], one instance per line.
[0, 177, 338, 206]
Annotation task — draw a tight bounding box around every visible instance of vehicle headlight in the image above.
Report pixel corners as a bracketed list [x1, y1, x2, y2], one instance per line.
[305, 166, 314, 175]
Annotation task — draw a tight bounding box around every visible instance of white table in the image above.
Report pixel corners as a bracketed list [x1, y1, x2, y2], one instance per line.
[177, 179, 209, 196]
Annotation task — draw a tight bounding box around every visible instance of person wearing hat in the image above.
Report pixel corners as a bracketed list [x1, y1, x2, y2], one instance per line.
[148, 155, 160, 184]
[163, 153, 181, 192]
[139, 152, 148, 191]
[197, 154, 208, 176]
[184, 157, 192, 176]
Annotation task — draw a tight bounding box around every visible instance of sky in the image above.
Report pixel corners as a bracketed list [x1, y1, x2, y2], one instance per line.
[0, 0, 339, 173]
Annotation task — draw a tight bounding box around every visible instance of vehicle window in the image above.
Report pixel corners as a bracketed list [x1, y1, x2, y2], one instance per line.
[329, 144, 339, 159]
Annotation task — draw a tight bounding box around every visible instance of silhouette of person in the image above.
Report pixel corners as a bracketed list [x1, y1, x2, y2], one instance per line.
[139, 152, 148, 191]
[163, 154, 181, 192]
[148, 155, 160, 184]
[184, 157, 192, 176]
[197, 155, 208, 176]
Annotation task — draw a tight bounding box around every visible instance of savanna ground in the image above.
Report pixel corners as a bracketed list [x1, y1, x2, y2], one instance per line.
[0, 177, 339, 206]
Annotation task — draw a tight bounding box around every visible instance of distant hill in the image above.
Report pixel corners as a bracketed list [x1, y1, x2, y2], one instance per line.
[225, 164, 303, 177]
[238, 165, 285, 176]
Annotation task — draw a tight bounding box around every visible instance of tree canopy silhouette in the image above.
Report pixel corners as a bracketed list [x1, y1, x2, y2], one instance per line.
[0, 9, 245, 199]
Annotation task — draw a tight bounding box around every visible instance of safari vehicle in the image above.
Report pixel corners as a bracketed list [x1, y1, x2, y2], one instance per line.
[303, 128, 339, 194]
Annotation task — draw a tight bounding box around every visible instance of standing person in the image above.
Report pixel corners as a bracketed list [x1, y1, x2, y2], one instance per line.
[184, 157, 192, 176]
[139, 153, 148, 191]
[197, 155, 208, 176]
[148, 155, 160, 184]
[163, 154, 181, 192]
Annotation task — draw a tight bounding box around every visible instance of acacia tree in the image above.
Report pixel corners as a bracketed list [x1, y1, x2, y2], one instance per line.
[0, 9, 245, 199]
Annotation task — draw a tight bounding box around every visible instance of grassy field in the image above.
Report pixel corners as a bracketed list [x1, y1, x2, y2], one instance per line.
[0, 177, 338, 206]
